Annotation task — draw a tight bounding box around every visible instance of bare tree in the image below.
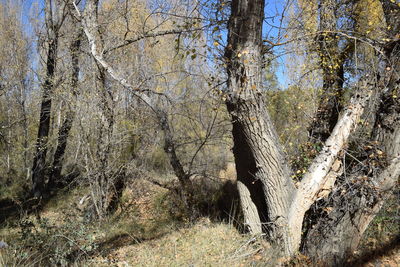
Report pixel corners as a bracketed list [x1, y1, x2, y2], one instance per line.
[31, 0, 68, 197]
[76, 0, 215, 213]
[49, 25, 82, 187]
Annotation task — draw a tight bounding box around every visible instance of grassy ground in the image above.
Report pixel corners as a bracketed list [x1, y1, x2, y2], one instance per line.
[87, 221, 272, 267]
[0, 178, 398, 266]
[0, 178, 271, 266]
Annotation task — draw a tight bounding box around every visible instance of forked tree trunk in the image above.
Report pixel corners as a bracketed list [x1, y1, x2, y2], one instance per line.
[224, 0, 295, 242]
[303, 86, 400, 264]
[224, 0, 394, 258]
[50, 29, 82, 188]
[31, 8, 59, 197]
[302, 2, 400, 261]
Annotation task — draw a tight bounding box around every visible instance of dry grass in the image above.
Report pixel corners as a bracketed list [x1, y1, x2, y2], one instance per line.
[87, 219, 272, 267]
[1, 176, 398, 267]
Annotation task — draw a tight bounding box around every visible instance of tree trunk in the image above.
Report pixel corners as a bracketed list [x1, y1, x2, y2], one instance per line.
[224, 0, 295, 242]
[302, 2, 400, 262]
[158, 110, 194, 211]
[224, 0, 373, 256]
[303, 102, 400, 264]
[31, 0, 68, 197]
[31, 22, 59, 197]
[50, 29, 82, 188]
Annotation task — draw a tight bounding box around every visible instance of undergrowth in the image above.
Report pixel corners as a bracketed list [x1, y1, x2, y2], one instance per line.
[0, 177, 398, 266]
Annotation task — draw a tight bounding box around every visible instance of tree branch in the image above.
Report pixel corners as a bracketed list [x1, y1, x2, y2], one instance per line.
[105, 27, 206, 54]
[77, 0, 194, 208]
[287, 78, 374, 253]
[78, 0, 156, 112]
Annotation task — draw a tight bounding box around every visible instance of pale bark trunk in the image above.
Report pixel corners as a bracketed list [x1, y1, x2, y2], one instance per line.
[302, 2, 400, 263]
[237, 181, 262, 234]
[286, 79, 373, 253]
[79, 0, 194, 210]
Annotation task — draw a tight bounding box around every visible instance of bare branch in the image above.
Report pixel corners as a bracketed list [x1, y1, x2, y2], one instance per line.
[105, 27, 206, 54]
[78, 0, 195, 208]
[79, 0, 156, 112]
[287, 79, 375, 251]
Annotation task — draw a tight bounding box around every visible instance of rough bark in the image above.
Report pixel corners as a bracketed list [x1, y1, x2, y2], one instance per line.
[287, 79, 374, 254]
[224, 0, 295, 242]
[31, 0, 60, 197]
[303, 158, 400, 265]
[224, 0, 377, 256]
[50, 29, 82, 188]
[302, 2, 400, 263]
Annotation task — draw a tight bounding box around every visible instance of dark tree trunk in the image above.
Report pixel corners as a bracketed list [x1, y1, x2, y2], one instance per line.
[106, 167, 127, 214]
[95, 63, 116, 218]
[97, 63, 115, 172]
[31, 30, 58, 197]
[31, 0, 68, 198]
[50, 30, 82, 188]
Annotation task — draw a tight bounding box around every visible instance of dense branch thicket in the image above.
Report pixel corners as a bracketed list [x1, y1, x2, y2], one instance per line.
[0, 0, 398, 265]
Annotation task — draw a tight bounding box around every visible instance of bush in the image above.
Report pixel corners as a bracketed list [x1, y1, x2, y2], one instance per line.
[4, 215, 98, 266]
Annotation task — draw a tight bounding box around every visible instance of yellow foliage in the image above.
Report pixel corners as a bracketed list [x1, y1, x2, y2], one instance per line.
[354, 0, 386, 38]
[298, 0, 318, 33]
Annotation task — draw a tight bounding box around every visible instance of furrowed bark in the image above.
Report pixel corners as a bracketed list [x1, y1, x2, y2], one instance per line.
[50, 29, 82, 188]
[303, 158, 400, 265]
[224, 0, 295, 246]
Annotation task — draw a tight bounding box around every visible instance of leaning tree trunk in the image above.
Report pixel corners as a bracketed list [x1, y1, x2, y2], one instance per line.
[80, 0, 194, 212]
[302, 1, 400, 263]
[224, 0, 295, 242]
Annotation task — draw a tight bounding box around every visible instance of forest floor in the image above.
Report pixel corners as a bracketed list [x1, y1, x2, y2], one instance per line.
[0, 177, 399, 266]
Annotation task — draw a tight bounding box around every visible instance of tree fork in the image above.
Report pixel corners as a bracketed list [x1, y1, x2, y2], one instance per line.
[50, 28, 82, 189]
[32, 0, 60, 197]
[79, 0, 195, 212]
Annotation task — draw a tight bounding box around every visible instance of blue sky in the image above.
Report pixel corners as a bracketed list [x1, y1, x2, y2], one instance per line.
[264, 0, 290, 88]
